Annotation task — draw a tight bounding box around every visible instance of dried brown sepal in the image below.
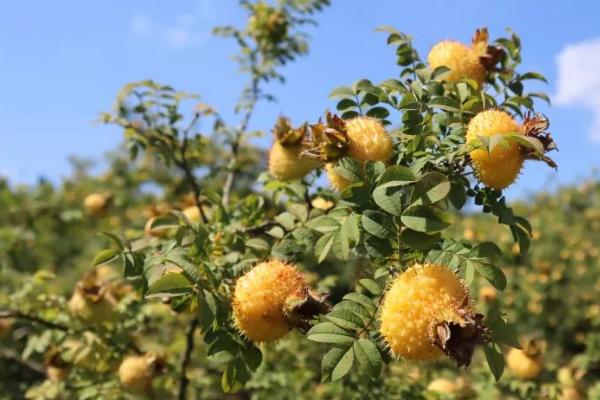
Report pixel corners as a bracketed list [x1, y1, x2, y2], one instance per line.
[77, 272, 110, 303]
[283, 287, 330, 333]
[273, 115, 306, 146]
[430, 306, 490, 367]
[301, 112, 350, 162]
[45, 348, 70, 369]
[472, 27, 504, 72]
[522, 113, 558, 168]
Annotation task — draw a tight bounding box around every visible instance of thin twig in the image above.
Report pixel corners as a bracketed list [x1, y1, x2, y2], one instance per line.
[175, 114, 209, 224]
[222, 55, 261, 207]
[0, 347, 46, 376]
[177, 316, 199, 400]
[0, 310, 70, 332]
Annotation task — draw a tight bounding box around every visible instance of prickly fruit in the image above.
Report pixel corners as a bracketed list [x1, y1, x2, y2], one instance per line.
[344, 117, 393, 163]
[380, 263, 487, 366]
[467, 109, 524, 190]
[233, 260, 305, 342]
[68, 272, 117, 324]
[428, 41, 485, 85]
[233, 260, 328, 342]
[325, 163, 353, 191]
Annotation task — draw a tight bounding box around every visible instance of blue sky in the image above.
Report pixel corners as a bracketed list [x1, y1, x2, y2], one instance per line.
[1, 0, 599, 200]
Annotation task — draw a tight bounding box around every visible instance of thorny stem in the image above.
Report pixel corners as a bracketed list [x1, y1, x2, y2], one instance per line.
[222, 54, 261, 208]
[177, 316, 199, 400]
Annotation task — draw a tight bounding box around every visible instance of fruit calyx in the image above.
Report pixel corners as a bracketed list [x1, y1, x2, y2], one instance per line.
[273, 115, 306, 147]
[521, 113, 558, 168]
[302, 112, 350, 162]
[472, 28, 503, 73]
[430, 300, 490, 367]
[283, 287, 330, 333]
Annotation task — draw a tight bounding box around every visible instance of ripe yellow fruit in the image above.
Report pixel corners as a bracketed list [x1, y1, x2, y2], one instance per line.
[68, 275, 117, 324]
[311, 196, 335, 211]
[345, 117, 393, 163]
[479, 286, 497, 303]
[467, 110, 525, 190]
[506, 348, 543, 380]
[380, 264, 483, 365]
[118, 353, 159, 394]
[325, 163, 353, 191]
[427, 378, 458, 394]
[232, 260, 306, 342]
[44, 350, 70, 382]
[83, 193, 108, 216]
[46, 365, 69, 382]
[269, 141, 320, 180]
[428, 40, 485, 85]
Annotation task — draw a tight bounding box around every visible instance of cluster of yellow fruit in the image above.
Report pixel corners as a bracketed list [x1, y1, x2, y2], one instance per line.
[232, 260, 488, 366]
[266, 28, 556, 192]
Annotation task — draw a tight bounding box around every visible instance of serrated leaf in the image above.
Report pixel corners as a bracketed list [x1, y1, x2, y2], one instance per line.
[353, 338, 383, 377]
[315, 232, 335, 263]
[343, 293, 376, 312]
[358, 278, 381, 295]
[331, 346, 355, 381]
[326, 309, 366, 331]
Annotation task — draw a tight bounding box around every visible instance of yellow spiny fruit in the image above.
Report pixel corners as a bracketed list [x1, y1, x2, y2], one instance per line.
[269, 141, 320, 180]
[311, 196, 335, 211]
[380, 264, 475, 363]
[83, 193, 108, 216]
[118, 353, 160, 394]
[345, 117, 393, 163]
[325, 163, 353, 191]
[233, 260, 306, 342]
[428, 41, 485, 85]
[467, 110, 525, 190]
[506, 348, 543, 380]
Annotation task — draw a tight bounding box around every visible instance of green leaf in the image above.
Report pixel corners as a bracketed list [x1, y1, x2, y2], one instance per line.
[275, 212, 296, 230]
[92, 248, 120, 267]
[400, 229, 440, 250]
[337, 98, 358, 111]
[362, 210, 396, 239]
[330, 86, 356, 99]
[366, 107, 390, 120]
[343, 293, 376, 312]
[307, 323, 355, 345]
[335, 157, 362, 181]
[245, 238, 270, 252]
[401, 205, 451, 233]
[476, 263, 507, 291]
[358, 278, 381, 295]
[353, 338, 383, 377]
[315, 232, 335, 263]
[342, 214, 360, 244]
[377, 165, 416, 186]
[332, 229, 350, 261]
[487, 310, 521, 348]
[146, 272, 193, 298]
[410, 172, 451, 205]
[321, 347, 345, 382]
[331, 346, 355, 382]
[326, 309, 366, 331]
[520, 71, 547, 83]
[306, 216, 341, 233]
[429, 96, 460, 112]
[483, 343, 505, 381]
[373, 183, 404, 216]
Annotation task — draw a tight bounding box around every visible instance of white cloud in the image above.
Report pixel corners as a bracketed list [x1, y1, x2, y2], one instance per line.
[554, 37, 600, 143]
[129, 0, 215, 50]
[130, 14, 152, 36]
